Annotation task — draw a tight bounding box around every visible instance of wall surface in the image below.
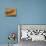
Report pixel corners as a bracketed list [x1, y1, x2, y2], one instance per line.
[0, 0, 46, 45]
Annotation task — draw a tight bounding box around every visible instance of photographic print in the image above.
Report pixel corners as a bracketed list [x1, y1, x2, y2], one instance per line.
[5, 8, 16, 16]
